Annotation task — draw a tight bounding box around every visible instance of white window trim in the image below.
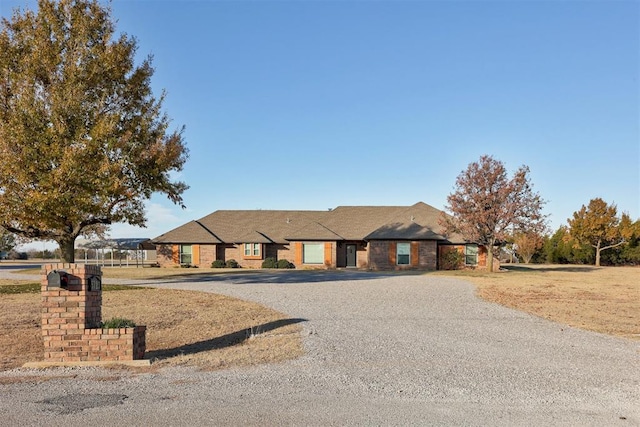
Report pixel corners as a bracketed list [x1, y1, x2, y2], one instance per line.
[465, 244, 479, 265]
[303, 242, 324, 264]
[180, 244, 192, 265]
[244, 243, 262, 258]
[396, 242, 411, 265]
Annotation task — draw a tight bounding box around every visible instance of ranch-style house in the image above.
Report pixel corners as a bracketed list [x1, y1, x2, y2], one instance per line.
[152, 202, 495, 271]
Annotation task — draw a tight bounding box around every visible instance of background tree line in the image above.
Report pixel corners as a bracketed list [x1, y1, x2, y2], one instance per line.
[443, 156, 639, 268]
[507, 198, 640, 266]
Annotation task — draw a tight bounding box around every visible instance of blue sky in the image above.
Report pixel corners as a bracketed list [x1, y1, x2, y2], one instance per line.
[2, 0, 639, 248]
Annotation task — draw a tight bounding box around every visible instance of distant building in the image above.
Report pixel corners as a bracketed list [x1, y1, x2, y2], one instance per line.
[77, 238, 156, 266]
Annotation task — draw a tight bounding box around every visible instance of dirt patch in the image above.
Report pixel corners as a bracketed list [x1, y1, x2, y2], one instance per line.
[0, 287, 304, 371]
[437, 264, 640, 340]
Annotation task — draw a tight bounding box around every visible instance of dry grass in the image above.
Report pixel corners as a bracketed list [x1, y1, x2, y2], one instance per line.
[436, 264, 640, 340]
[0, 289, 42, 370]
[0, 279, 31, 285]
[13, 265, 255, 281]
[102, 288, 305, 370]
[0, 279, 304, 371]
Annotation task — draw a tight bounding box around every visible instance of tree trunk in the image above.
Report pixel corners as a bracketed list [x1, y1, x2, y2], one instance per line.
[487, 243, 494, 272]
[58, 237, 77, 263]
[595, 240, 601, 267]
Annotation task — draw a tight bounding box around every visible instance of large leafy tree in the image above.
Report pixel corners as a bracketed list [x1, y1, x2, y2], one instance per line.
[567, 198, 633, 267]
[0, 227, 17, 258]
[443, 155, 546, 272]
[512, 231, 545, 264]
[0, 0, 188, 262]
[619, 220, 640, 264]
[543, 226, 593, 265]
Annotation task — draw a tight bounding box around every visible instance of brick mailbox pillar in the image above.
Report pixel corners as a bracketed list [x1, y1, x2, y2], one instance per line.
[41, 263, 146, 363]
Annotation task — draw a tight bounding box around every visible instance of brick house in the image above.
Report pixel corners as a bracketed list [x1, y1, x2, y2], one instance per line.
[152, 202, 496, 271]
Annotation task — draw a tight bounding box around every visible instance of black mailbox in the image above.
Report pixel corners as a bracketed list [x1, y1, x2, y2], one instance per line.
[86, 275, 102, 291]
[47, 270, 69, 289]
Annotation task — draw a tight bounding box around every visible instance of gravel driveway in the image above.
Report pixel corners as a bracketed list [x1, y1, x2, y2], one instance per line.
[0, 269, 638, 426]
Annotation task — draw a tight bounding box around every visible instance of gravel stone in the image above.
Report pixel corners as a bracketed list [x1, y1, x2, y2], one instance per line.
[0, 268, 638, 426]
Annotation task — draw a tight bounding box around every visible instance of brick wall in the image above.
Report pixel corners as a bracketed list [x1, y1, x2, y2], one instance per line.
[214, 244, 232, 264]
[357, 243, 369, 268]
[157, 240, 467, 271]
[368, 241, 390, 270]
[41, 264, 145, 363]
[213, 243, 295, 269]
[235, 244, 265, 269]
[275, 244, 293, 264]
[43, 326, 146, 363]
[324, 242, 335, 268]
[156, 244, 216, 268]
[156, 244, 174, 267]
[198, 244, 216, 267]
[368, 241, 436, 270]
[418, 241, 438, 270]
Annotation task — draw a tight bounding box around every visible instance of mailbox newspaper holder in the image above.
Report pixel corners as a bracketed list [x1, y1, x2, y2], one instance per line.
[86, 275, 102, 291]
[39, 263, 147, 364]
[46, 270, 69, 289]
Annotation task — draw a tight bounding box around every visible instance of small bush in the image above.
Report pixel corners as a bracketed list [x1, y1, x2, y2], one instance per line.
[262, 257, 277, 268]
[441, 249, 465, 270]
[276, 259, 294, 269]
[226, 259, 239, 268]
[211, 260, 226, 268]
[101, 317, 136, 328]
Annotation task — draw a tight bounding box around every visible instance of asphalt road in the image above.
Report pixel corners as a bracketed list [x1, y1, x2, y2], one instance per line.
[0, 269, 638, 426]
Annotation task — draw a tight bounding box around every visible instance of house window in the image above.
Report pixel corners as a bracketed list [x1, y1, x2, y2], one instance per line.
[303, 243, 324, 264]
[243, 243, 262, 259]
[180, 245, 192, 265]
[465, 244, 478, 265]
[396, 242, 410, 265]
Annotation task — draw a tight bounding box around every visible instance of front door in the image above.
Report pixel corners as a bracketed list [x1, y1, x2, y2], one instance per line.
[346, 244, 357, 267]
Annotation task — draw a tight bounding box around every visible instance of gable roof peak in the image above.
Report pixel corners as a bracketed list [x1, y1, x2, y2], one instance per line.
[152, 220, 222, 244]
[411, 201, 437, 209]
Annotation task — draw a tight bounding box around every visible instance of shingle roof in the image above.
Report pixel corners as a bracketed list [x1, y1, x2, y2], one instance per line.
[361, 201, 451, 241]
[365, 222, 446, 240]
[152, 202, 469, 244]
[285, 222, 345, 241]
[234, 230, 274, 244]
[152, 220, 221, 244]
[153, 210, 329, 245]
[287, 202, 454, 242]
[312, 205, 409, 240]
